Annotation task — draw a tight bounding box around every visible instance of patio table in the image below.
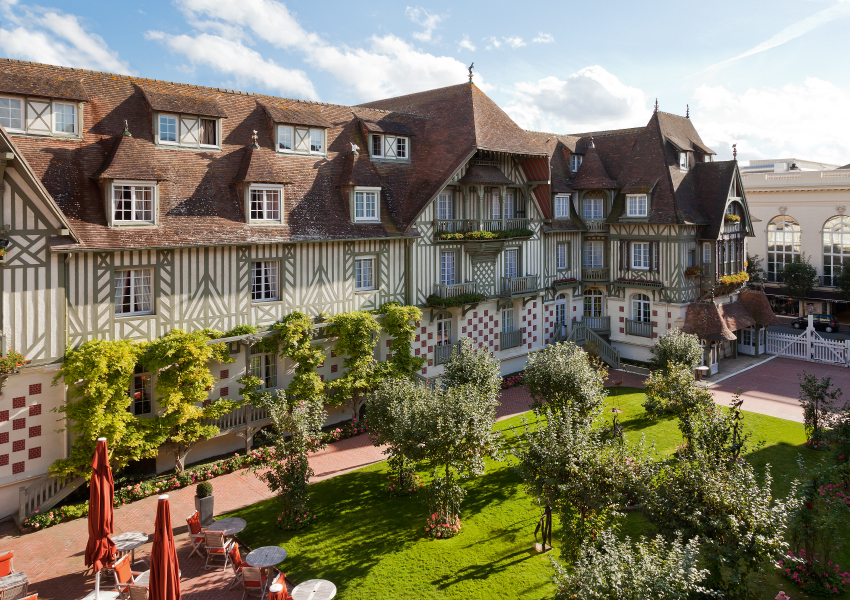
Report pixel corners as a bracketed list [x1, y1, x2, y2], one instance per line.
[113, 531, 149, 569]
[291, 579, 337, 600]
[206, 517, 247, 537]
[244, 546, 287, 569]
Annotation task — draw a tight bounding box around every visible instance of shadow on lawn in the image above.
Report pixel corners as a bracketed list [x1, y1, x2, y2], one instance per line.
[431, 547, 536, 589]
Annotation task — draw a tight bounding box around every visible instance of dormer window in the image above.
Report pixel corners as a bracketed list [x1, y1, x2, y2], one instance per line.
[276, 125, 325, 156]
[156, 113, 221, 149]
[554, 194, 570, 218]
[353, 187, 380, 223]
[626, 194, 648, 218]
[370, 134, 410, 161]
[679, 152, 688, 170]
[0, 95, 80, 136]
[246, 185, 283, 224]
[111, 181, 157, 226]
[571, 155, 582, 172]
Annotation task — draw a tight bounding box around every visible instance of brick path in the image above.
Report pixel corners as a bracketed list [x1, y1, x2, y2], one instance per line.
[1, 386, 538, 600]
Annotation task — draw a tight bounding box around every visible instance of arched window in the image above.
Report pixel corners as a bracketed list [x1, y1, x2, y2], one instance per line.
[631, 294, 651, 323]
[767, 215, 800, 282]
[824, 215, 850, 286]
[555, 293, 567, 324]
[584, 289, 603, 317]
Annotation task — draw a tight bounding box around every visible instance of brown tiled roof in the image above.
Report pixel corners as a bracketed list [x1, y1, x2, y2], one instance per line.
[259, 100, 331, 128]
[738, 289, 780, 326]
[0, 69, 88, 101]
[356, 115, 415, 137]
[571, 143, 617, 189]
[682, 302, 737, 341]
[92, 133, 169, 181]
[458, 164, 514, 185]
[233, 145, 292, 184]
[140, 86, 228, 118]
[692, 161, 738, 238]
[338, 150, 382, 187]
[718, 301, 755, 331]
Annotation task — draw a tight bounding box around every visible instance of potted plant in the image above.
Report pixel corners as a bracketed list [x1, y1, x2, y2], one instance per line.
[684, 265, 703, 277]
[724, 213, 741, 223]
[195, 481, 215, 526]
[0, 350, 27, 396]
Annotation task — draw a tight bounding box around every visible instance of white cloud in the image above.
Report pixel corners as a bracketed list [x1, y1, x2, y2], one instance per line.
[144, 31, 318, 99]
[533, 33, 554, 44]
[153, 0, 475, 101]
[485, 35, 526, 50]
[457, 34, 476, 52]
[405, 6, 442, 42]
[504, 66, 647, 133]
[0, 3, 132, 74]
[504, 36, 526, 49]
[700, 0, 850, 73]
[692, 78, 850, 164]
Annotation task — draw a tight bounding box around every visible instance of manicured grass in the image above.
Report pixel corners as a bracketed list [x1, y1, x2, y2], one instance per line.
[228, 387, 848, 600]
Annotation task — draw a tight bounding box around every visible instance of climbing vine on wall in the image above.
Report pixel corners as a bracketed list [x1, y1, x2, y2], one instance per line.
[327, 311, 382, 420]
[376, 303, 426, 380]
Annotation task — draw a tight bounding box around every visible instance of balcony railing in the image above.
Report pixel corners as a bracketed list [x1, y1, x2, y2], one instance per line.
[433, 281, 478, 298]
[501, 327, 523, 350]
[481, 219, 502, 232]
[202, 403, 270, 434]
[580, 315, 610, 332]
[722, 222, 741, 234]
[501, 275, 539, 296]
[437, 218, 531, 233]
[582, 267, 609, 282]
[434, 341, 460, 365]
[585, 219, 609, 232]
[504, 218, 529, 230]
[625, 319, 653, 338]
[435, 219, 478, 233]
[551, 322, 569, 343]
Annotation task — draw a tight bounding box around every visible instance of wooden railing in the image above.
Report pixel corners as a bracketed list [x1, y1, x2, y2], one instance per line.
[435, 219, 478, 233]
[625, 319, 652, 338]
[581, 315, 610, 332]
[19, 473, 85, 522]
[585, 219, 608, 232]
[551, 322, 569, 343]
[433, 281, 477, 298]
[567, 321, 621, 369]
[501, 275, 538, 296]
[504, 218, 529, 230]
[582, 267, 609, 282]
[481, 219, 502, 232]
[202, 403, 271, 433]
[438, 218, 531, 233]
[434, 342, 460, 365]
[501, 327, 523, 350]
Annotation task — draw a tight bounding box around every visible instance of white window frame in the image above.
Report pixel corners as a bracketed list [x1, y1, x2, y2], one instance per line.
[703, 242, 712, 264]
[114, 268, 154, 316]
[395, 136, 408, 159]
[52, 102, 77, 135]
[554, 194, 570, 219]
[199, 117, 219, 148]
[556, 242, 569, 271]
[626, 194, 648, 218]
[156, 112, 221, 149]
[0, 96, 24, 132]
[1, 96, 82, 136]
[250, 346, 278, 390]
[371, 134, 383, 158]
[436, 316, 452, 346]
[353, 187, 381, 223]
[502, 307, 515, 333]
[251, 261, 279, 302]
[504, 191, 516, 219]
[247, 185, 283, 223]
[570, 154, 582, 172]
[440, 251, 456, 286]
[632, 294, 651, 323]
[309, 128, 324, 154]
[504, 248, 519, 279]
[555, 294, 567, 325]
[584, 289, 603, 318]
[111, 181, 157, 225]
[158, 113, 178, 144]
[436, 193, 453, 221]
[490, 191, 501, 220]
[631, 242, 651, 270]
[582, 195, 603, 220]
[582, 240, 603, 269]
[277, 125, 293, 151]
[355, 255, 377, 291]
[679, 152, 688, 170]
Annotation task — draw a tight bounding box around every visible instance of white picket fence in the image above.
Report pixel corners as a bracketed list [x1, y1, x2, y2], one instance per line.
[766, 327, 850, 367]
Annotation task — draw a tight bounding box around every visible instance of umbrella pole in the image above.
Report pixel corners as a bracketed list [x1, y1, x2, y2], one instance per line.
[94, 568, 100, 599]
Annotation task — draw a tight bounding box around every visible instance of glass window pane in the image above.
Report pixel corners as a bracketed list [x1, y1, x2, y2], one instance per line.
[310, 129, 323, 153]
[54, 103, 75, 133]
[278, 126, 292, 151]
[159, 115, 176, 142]
[0, 98, 23, 130]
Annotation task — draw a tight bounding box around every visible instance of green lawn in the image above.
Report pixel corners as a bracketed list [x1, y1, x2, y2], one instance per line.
[227, 387, 848, 600]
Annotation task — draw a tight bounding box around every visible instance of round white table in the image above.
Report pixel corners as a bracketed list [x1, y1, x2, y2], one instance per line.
[113, 531, 149, 568]
[245, 546, 288, 568]
[206, 517, 247, 536]
[291, 579, 337, 600]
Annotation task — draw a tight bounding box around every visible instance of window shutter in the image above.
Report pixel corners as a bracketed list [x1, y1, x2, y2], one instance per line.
[651, 241, 660, 272]
[622, 240, 631, 272]
[26, 100, 50, 132]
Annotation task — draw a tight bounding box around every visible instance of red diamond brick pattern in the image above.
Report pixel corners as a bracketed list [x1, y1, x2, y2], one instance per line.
[0, 411, 7, 422]
[13, 418, 25, 431]
[220, 387, 229, 398]
[220, 369, 229, 379]
[28, 426, 41, 438]
[29, 404, 41, 417]
[12, 461, 23, 475]
[12, 439, 25, 452]
[13, 397, 25, 409]
[29, 383, 42, 395]
[0, 454, 7, 466]
[28, 446, 41, 460]
[0, 432, 8, 444]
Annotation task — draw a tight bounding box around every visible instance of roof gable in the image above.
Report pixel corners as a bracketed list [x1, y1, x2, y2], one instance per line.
[571, 142, 617, 189]
[140, 86, 228, 118]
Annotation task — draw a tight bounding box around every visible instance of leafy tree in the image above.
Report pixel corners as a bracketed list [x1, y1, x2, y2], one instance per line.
[798, 371, 842, 447]
[268, 311, 326, 401]
[517, 407, 648, 560]
[524, 342, 607, 427]
[141, 329, 239, 473]
[781, 252, 818, 302]
[643, 363, 715, 447]
[746, 253, 764, 283]
[650, 328, 703, 372]
[440, 337, 502, 401]
[836, 258, 850, 300]
[50, 339, 162, 478]
[375, 303, 426, 379]
[645, 452, 791, 598]
[551, 529, 716, 600]
[327, 311, 381, 420]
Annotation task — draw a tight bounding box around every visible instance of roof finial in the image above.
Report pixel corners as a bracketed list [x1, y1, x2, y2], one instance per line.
[589, 134, 595, 149]
[468, 62, 474, 83]
[350, 142, 360, 155]
[732, 143, 737, 160]
[122, 119, 131, 137]
[654, 98, 658, 113]
[251, 130, 259, 149]
[686, 104, 689, 119]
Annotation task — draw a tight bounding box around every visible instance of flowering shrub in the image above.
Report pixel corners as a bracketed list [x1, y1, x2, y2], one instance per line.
[386, 471, 423, 496]
[21, 503, 88, 530]
[501, 371, 524, 389]
[426, 293, 487, 307]
[316, 418, 367, 445]
[780, 550, 850, 596]
[425, 513, 461, 539]
[277, 508, 317, 530]
[684, 265, 703, 277]
[718, 270, 749, 286]
[0, 350, 27, 374]
[806, 439, 829, 451]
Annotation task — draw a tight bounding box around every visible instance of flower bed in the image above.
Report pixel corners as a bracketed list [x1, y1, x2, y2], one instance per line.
[426, 292, 487, 307]
[317, 418, 367, 445]
[425, 513, 462, 538]
[780, 550, 850, 596]
[501, 371, 525, 389]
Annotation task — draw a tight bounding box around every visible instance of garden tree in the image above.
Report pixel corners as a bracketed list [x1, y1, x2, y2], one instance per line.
[643, 363, 715, 447]
[50, 339, 163, 478]
[517, 407, 650, 560]
[267, 311, 326, 401]
[141, 329, 240, 473]
[837, 258, 850, 300]
[650, 328, 703, 372]
[524, 342, 607, 427]
[375, 303, 426, 379]
[645, 451, 791, 598]
[550, 529, 715, 600]
[243, 381, 327, 530]
[690, 393, 755, 462]
[781, 253, 818, 302]
[798, 371, 842, 447]
[440, 337, 502, 401]
[326, 311, 381, 420]
[746, 253, 764, 283]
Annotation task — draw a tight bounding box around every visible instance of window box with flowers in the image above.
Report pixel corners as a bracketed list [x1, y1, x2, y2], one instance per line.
[552, 277, 579, 290]
[0, 246, 8, 266]
[717, 270, 749, 286]
[0, 350, 28, 395]
[724, 214, 741, 223]
[434, 229, 533, 242]
[684, 265, 703, 278]
[426, 292, 486, 307]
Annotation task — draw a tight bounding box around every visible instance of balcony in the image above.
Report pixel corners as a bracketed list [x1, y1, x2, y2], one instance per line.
[433, 281, 478, 299]
[435, 219, 479, 234]
[625, 319, 653, 338]
[434, 218, 531, 240]
[501, 275, 539, 297]
[434, 341, 460, 365]
[202, 403, 271, 435]
[580, 315, 610, 333]
[585, 219, 609, 233]
[582, 267, 610, 282]
[501, 327, 523, 350]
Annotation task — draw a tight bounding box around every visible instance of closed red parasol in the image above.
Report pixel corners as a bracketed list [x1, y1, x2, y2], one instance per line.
[84, 437, 116, 573]
[149, 495, 181, 600]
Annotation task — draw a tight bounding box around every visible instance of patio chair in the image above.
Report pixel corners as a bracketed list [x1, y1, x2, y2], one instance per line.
[227, 543, 244, 590]
[112, 555, 144, 599]
[0, 552, 14, 577]
[126, 585, 149, 600]
[185, 510, 206, 559]
[0, 580, 28, 600]
[240, 567, 270, 600]
[203, 531, 233, 571]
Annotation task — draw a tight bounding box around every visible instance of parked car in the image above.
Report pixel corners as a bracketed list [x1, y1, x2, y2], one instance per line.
[790, 314, 839, 333]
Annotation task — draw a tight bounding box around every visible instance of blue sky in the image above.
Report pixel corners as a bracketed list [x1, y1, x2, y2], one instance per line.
[2, 0, 849, 164]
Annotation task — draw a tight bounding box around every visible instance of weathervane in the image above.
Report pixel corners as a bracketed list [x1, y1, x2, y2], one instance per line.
[686, 104, 689, 119]
[654, 98, 658, 113]
[733, 143, 737, 160]
[350, 142, 360, 155]
[468, 62, 474, 82]
[252, 130, 259, 149]
[589, 134, 595, 149]
[123, 119, 131, 136]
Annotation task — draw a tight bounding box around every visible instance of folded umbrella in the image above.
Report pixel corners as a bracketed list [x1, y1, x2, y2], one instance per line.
[150, 495, 182, 600]
[85, 438, 116, 599]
